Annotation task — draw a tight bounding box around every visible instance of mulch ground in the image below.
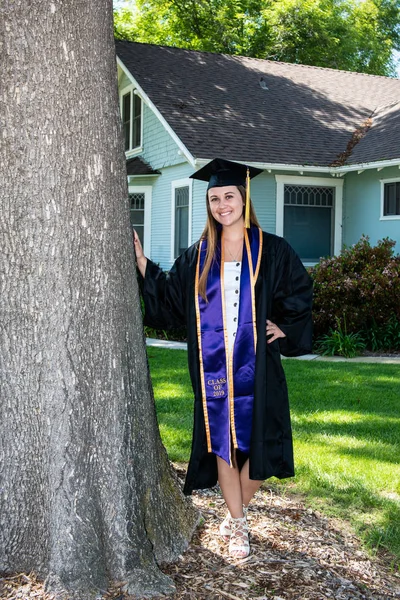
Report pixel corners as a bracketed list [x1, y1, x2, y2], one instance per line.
[1, 477, 399, 600]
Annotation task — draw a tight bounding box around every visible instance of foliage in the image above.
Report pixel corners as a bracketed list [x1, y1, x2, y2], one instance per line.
[114, 0, 400, 76]
[316, 318, 366, 357]
[310, 236, 400, 344]
[140, 296, 187, 341]
[364, 313, 400, 351]
[262, 0, 400, 75]
[148, 347, 400, 562]
[144, 324, 187, 341]
[114, 6, 138, 40]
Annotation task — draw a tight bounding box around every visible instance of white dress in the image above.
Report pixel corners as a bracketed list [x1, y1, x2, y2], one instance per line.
[224, 261, 241, 352]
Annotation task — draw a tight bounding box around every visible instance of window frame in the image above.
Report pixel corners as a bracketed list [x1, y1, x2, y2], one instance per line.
[128, 185, 152, 257]
[380, 178, 400, 220]
[171, 178, 193, 261]
[120, 83, 143, 157]
[275, 175, 343, 265]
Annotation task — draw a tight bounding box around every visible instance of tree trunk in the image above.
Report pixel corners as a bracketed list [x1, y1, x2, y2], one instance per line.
[0, 1, 198, 597]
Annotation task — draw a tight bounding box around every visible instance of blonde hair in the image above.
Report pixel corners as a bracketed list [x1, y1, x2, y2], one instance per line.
[198, 185, 260, 300]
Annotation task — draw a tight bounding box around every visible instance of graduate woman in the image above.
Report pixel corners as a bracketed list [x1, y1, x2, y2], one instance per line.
[134, 158, 313, 558]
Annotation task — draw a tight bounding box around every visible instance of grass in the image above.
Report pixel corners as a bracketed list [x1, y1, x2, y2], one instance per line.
[147, 347, 400, 566]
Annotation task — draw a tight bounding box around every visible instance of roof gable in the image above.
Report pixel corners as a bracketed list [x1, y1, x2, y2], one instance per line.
[348, 101, 400, 165]
[116, 41, 400, 168]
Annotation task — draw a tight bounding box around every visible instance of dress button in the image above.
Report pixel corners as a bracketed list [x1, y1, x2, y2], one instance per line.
[234, 302, 237, 307]
[235, 276, 239, 281]
[233, 332, 236, 336]
[236, 262, 240, 267]
[235, 289, 239, 294]
[234, 317, 237, 322]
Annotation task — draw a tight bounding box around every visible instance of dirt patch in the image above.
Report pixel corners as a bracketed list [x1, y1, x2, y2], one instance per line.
[1, 482, 399, 600]
[158, 483, 399, 600]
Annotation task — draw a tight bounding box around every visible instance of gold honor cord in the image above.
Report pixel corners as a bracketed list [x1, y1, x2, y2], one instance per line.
[245, 167, 251, 229]
[245, 227, 263, 352]
[194, 240, 212, 453]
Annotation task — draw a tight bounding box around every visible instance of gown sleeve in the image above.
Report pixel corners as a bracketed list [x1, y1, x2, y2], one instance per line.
[272, 240, 313, 357]
[140, 255, 187, 331]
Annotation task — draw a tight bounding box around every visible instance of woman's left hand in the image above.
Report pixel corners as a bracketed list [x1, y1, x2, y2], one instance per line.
[266, 320, 286, 343]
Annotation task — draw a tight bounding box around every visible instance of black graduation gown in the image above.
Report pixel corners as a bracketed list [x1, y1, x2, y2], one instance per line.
[141, 232, 313, 495]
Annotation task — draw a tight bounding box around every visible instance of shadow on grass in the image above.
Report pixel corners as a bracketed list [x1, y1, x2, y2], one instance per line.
[292, 418, 399, 464]
[284, 360, 400, 420]
[291, 463, 400, 560]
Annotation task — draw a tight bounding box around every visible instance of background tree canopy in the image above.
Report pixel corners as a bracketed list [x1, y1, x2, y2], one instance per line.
[114, 0, 400, 76]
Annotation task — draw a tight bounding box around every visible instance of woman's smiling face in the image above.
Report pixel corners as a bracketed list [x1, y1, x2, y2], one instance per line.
[208, 185, 244, 228]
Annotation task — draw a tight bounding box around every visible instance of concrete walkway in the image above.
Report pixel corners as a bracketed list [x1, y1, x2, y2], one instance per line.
[146, 338, 400, 364]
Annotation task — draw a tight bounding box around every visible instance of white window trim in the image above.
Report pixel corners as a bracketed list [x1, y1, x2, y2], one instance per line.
[380, 177, 400, 221]
[128, 185, 152, 257]
[171, 178, 193, 261]
[120, 84, 143, 156]
[275, 175, 343, 264]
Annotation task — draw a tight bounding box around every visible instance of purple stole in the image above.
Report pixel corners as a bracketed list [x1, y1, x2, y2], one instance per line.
[195, 226, 263, 466]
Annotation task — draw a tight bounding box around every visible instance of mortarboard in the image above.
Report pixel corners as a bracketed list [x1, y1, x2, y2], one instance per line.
[190, 158, 263, 228]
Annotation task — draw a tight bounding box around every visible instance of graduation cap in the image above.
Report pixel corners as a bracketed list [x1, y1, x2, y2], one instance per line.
[190, 158, 263, 228]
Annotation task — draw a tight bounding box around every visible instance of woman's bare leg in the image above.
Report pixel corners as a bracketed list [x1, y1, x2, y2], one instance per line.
[216, 456, 244, 518]
[217, 456, 264, 513]
[217, 455, 263, 557]
[239, 459, 264, 506]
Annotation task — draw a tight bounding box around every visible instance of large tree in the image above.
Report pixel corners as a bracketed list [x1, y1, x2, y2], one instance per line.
[114, 0, 400, 76]
[0, 0, 197, 598]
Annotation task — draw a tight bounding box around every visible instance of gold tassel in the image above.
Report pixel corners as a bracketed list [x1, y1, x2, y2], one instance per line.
[244, 167, 251, 228]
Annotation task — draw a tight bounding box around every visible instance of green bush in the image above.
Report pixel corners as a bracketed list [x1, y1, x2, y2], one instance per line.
[139, 295, 187, 342]
[364, 314, 400, 352]
[315, 318, 366, 358]
[310, 236, 400, 348]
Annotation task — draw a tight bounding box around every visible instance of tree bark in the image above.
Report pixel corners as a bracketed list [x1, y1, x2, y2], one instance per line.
[0, 1, 198, 597]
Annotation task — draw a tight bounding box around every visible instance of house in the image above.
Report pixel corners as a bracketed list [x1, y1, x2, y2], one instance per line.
[116, 40, 400, 269]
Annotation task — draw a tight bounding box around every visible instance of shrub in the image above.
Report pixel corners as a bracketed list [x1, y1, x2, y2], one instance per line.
[310, 236, 400, 345]
[144, 324, 187, 342]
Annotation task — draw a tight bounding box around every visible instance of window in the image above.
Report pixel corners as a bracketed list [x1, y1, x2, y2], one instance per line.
[284, 185, 334, 262]
[276, 175, 343, 264]
[382, 180, 400, 218]
[129, 192, 145, 246]
[121, 87, 142, 152]
[174, 186, 189, 257]
[171, 179, 192, 260]
[128, 186, 152, 257]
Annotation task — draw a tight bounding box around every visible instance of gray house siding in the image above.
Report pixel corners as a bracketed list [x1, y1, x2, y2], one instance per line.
[127, 101, 190, 268]
[118, 69, 131, 90]
[344, 166, 400, 254]
[191, 180, 207, 243]
[141, 105, 185, 170]
[149, 163, 193, 269]
[249, 174, 277, 235]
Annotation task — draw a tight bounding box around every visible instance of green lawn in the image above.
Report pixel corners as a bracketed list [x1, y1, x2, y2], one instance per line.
[147, 347, 400, 566]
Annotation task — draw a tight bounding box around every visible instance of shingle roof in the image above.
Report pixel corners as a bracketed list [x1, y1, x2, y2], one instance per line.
[116, 41, 400, 167]
[126, 156, 160, 176]
[349, 101, 400, 165]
